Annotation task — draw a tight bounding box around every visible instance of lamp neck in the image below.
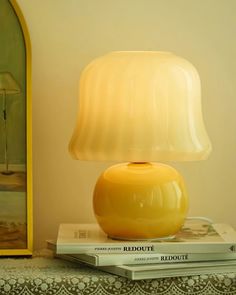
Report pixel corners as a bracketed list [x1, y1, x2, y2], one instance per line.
[131, 162, 149, 164]
[128, 162, 152, 169]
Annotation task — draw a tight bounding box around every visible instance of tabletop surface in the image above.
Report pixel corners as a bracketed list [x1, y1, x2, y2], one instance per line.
[0, 251, 236, 295]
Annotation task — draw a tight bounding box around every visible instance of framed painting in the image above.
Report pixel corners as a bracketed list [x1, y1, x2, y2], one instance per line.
[0, 0, 32, 255]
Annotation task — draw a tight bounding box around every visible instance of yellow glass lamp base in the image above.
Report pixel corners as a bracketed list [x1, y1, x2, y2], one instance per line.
[93, 162, 189, 240]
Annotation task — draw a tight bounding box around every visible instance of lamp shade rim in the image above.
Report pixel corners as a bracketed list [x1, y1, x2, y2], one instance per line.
[69, 146, 212, 162]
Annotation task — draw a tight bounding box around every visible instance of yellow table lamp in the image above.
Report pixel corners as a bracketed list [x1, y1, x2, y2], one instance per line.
[69, 51, 211, 240]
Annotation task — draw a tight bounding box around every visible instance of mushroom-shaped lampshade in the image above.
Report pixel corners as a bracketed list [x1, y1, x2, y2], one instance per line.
[69, 51, 211, 162]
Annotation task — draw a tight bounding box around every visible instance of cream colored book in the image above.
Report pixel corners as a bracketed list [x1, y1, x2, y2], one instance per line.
[48, 240, 236, 266]
[99, 260, 236, 280]
[56, 220, 236, 255]
[49, 242, 236, 280]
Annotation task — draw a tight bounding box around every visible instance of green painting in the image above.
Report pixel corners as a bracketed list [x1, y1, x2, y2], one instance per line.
[0, 0, 32, 255]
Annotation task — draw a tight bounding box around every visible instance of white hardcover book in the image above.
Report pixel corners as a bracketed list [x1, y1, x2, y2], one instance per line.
[56, 220, 236, 255]
[49, 250, 236, 280]
[99, 260, 236, 280]
[47, 240, 236, 266]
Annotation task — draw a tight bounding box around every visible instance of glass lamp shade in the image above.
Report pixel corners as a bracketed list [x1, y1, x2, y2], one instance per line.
[69, 51, 211, 240]
[69, 51, 211, 162]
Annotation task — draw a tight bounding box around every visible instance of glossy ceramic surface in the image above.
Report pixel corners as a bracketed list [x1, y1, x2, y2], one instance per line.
[93, 162, 189, 239]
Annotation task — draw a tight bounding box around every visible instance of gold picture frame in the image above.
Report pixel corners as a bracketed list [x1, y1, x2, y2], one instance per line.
[0, 0, 32, 255]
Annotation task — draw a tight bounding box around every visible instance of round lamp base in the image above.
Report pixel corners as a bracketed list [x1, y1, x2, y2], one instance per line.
[93, 162, 189, 240]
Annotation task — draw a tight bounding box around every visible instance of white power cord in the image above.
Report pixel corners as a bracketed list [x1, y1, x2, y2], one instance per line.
[186, 216, 213, 224]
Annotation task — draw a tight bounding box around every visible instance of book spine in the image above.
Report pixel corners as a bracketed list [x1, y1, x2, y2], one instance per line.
[57, 242, 236, 255]
[95, 252, 236, 266]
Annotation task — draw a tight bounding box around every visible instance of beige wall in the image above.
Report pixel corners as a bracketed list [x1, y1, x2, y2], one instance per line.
[17, 0, 236, 250]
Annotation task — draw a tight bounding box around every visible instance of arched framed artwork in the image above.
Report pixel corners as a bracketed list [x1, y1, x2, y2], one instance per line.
[0, 0, 32, 255]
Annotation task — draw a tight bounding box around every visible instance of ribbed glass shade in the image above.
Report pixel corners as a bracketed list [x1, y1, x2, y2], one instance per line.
[69, 51, 211, 162]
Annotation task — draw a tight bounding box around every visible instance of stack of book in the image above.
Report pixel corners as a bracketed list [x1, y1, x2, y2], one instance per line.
[48, 219, 236, 280]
